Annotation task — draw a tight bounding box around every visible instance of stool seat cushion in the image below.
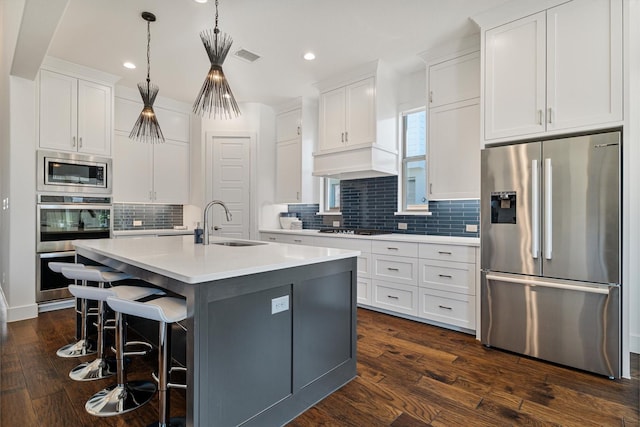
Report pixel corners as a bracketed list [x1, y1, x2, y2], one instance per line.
[49, 262, 113, 274]
[106, 297, 187, 323]
[61, 267, 131, 283]
[68, 284, 164, 302]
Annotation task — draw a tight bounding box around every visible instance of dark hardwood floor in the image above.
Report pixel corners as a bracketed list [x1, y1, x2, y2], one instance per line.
[1, 307, 638, 426]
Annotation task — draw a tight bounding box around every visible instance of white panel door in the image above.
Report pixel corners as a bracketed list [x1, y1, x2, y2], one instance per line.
[318, 87, 346, 151]
[39, 70, 78, 152]
[77, 79, 111, 155]
[484, 12, 546, 140]
[345, 77, 375, 146]
[546, 0, 623, 131]
[276, 108, 301, 142]
[275, 139, 301, 203]
[209, 136, 251, 239]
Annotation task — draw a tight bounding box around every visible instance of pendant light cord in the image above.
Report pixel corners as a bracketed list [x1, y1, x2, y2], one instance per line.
[146, 20, 151, 85]
[214, 0, 220, 34]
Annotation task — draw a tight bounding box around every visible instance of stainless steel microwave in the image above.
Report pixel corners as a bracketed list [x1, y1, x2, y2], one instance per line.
[37, 150, 112, 194]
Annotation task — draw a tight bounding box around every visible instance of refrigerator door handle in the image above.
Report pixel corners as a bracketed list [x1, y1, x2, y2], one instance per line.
[531, 160, 539, 259]
[544, 158, 552, 260]
[485, 274, 611, 295]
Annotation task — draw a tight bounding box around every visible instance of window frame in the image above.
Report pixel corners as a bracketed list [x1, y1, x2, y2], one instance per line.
[318, 177, 342, 215]
[398, 107, 429, 214]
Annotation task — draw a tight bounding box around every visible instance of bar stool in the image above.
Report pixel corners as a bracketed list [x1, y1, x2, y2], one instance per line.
[79, 278, 165, 417]
[60, 267, 142, 382]
[48, 262, 112, 358]
[107, 295, 187, 427]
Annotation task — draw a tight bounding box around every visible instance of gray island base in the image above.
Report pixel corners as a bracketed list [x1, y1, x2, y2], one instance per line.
[74, 236, 358, 426]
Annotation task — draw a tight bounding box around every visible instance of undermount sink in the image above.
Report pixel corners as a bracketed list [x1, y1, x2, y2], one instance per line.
[211, 241, 266, 247]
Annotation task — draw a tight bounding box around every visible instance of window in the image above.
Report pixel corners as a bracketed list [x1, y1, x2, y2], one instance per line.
[401, 109, 427, 211]
[324, 178, 341, 212]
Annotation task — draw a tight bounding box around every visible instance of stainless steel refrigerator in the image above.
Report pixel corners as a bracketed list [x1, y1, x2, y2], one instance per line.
[480, 131, 621, 378]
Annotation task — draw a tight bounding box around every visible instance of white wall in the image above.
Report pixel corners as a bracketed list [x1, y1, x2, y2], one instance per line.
[397, 68, 427, 112]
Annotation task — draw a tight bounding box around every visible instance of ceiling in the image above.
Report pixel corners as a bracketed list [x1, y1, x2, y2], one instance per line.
[45, 0, 509, 108]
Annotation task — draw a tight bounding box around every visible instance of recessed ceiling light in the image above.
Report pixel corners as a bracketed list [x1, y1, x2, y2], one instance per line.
[123, 62, 136, 69]
[303, 52, 316, 61]
[194, 0, 208, 3]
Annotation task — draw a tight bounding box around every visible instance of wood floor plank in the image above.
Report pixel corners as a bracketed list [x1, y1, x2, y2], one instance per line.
[3, 307, 638, 427]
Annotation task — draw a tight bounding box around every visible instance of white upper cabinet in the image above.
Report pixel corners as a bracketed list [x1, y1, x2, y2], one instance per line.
[39, 69, 113, 156]
[113, 95, 190, 204]
[425, 46, 481, 200]
[275, 99, 319, 204]
[313, 61, 398, 180]
[429, 51, 481, 108]
[483, 0, 623, 142]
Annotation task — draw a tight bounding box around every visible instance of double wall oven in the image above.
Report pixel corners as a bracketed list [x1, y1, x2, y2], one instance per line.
[36, 151, 112, 302]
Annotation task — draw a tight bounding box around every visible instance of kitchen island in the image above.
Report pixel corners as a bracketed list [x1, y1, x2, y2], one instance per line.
[73, 235, 359, 427]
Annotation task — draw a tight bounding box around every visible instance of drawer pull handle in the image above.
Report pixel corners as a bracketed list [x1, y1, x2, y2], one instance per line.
[438, 251, 452, 255]
[387, 295, 399, 300]
[438, 274, 452, 278]
[387, 247, 399, 251]
[294, 239, 302, 243]
[387, 267, 399, 271]
[268, 237, 276, 241]
[438, 305, 453, 310]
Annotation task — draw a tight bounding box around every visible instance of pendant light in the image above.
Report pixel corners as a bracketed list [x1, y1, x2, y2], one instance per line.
[193, 0, 240, 119]
[130, 11, 165, 143]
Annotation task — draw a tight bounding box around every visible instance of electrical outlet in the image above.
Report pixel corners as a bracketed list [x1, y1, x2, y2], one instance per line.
[332, 221, 340, 227]
[466, 224, 478, 232]
[397, 222, 408, 230]
[271, 295, 289, 314]
[133, 220, 143, 227]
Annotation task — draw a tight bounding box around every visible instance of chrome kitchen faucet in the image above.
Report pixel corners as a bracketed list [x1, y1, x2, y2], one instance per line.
[203, 200, 232, 245]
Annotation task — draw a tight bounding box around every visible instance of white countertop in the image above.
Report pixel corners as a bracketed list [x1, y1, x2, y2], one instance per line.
[74, 235, 359, 284]
[259, 228, 480, 247]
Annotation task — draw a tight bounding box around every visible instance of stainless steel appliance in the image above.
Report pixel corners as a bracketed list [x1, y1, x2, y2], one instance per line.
[480, 130, 621, 378]
[37, 150, 112, 194]
[36, 194, 112, 302]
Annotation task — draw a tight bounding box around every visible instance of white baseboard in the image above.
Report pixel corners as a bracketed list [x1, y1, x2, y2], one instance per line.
[38, 299, 74, 313]
[6, 303, 38, 322]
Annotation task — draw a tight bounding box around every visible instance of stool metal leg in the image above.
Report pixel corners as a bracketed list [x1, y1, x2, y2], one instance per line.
[56, 292, 96, 358]
[69, 297, 116, 381]
[85, 311, 155, 416]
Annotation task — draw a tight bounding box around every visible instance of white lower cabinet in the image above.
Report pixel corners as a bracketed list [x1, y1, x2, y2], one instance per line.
[260, 232, 307, 245]
[357, 277, 372, 306]
[372, 280, 418, 316]
[418, 288, 475, 330]
[417, 243, 477, 332]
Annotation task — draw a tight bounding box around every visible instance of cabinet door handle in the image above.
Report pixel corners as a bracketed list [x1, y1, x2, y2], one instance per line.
[429, 91, 433, 103]
[345, 131, 348, 142]
[268, 237, 276, 241]
[296, 191, 300, 201]
[438, 251, 452, 255]
[387, 267, 399, 272]
[438, 274, 452, 278]
[297, 126, 301, 136]
[387, 247, 399, 251]
[429, 183, 433, 195]
[78, 137, 83, 148]
[538, 109, 543, 125]
[341, 132, 344, 143]
[72, 136, 76, 147]
[438, 305, 453, 310]
[548, 107, 553, 124]
[294, 239, 302, 243]
[387, 295, 399, 300]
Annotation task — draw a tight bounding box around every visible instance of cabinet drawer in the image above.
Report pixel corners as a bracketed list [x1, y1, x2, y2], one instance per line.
[314, 236, 372, 252]
[419, 259, 475, 295]
[372, 240, 418, 257]
[418, 289, 475, 330]
[358, 252, 371, 278]
[357, 277, 372, 306]
[373, 281, 418, 316]
[261, 233, 307, 245]
[419, 243, 476, 263]
[372, 255, 418, 285]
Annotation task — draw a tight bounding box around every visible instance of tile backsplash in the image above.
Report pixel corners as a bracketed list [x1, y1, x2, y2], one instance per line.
[288, 176, 480, 238]
[113, 203, 183, 231]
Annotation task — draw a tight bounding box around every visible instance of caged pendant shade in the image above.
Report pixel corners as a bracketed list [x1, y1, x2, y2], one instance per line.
[130, 11, 165, 143]
[193, 0, 240, 119]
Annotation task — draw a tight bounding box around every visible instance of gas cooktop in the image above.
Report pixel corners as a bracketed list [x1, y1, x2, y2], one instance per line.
[318, 227, 391, 236]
